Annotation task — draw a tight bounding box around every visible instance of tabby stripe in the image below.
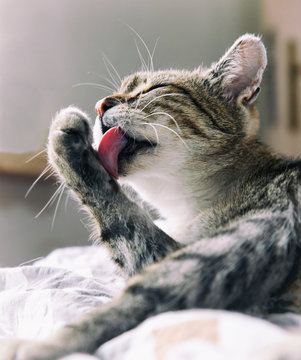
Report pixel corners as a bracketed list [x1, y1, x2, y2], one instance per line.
[171, 84, 233, 134]
[141, 89, 211, 139]
[153, 101, 211, 139]
[124, 75, 142, 93]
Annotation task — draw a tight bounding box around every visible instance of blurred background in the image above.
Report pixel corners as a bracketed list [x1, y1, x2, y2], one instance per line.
[0, 0, 300, 266]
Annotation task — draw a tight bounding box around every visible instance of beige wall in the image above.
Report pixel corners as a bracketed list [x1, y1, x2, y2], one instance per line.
[0, 175, 88, 266]
[262, 0, 301, 155]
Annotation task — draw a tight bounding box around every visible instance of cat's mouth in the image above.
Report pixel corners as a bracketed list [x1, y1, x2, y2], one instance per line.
[97, 126, 156, 179]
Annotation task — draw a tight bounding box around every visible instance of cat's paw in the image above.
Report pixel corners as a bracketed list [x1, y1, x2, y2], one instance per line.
[48, 107, 93, 161]
[48, 106, 118, 199]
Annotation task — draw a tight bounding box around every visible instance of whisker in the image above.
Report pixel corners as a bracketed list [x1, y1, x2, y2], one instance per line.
[102, 57, 120, 90]
[103, 60, 119, 90]
[51, 184, 65, 230]
[146, 111, 182, 133]
[72, 82, 114, 93]
[44, 170, 56, 181]
[64, 191, 71, 212]
[134, 39, 148, 72]
[135, 90, 144, 110]
[141, 122, 160, 144]
[103, 55, 122, 87]
[34, 183, 64, 219]
[151, 37, 160, 66]
[146, 122, 189, 149]
[25, 149, 47, 163]
[140, 93, 187, 112]
[143, 133, 156, 148]
[87, 71, 118, 91]
[25, 164, 52, 198]
[126, 24, 154, 72]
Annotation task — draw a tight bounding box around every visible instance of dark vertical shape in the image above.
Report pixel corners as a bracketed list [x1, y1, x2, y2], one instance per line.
[287, 40, 299, 130]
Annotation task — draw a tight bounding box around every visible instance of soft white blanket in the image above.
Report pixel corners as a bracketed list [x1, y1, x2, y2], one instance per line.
[0, 246, 300, 360]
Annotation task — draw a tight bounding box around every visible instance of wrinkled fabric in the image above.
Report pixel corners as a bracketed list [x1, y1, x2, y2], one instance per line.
[98, 310, 300, 360]
[0, 246, 126, 340]
[0, 246, 300, 360]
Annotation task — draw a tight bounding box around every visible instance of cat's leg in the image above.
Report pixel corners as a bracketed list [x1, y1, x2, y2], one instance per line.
[11, 214, 299, 360]
[48, 107, 181, 276]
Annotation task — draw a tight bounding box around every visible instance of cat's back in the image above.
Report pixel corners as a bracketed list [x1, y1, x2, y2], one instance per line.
[213, 157, 301, 232]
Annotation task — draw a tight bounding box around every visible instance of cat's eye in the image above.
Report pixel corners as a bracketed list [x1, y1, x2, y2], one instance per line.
[127, 84, 167, 104]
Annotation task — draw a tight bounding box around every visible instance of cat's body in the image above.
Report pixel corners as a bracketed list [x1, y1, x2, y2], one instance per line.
[3, 34, 301, 359]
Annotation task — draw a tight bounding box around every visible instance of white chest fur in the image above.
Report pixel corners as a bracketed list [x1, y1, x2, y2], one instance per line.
[124, 175, 198, 244]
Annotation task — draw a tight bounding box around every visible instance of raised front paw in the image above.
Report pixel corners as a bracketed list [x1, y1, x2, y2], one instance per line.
[48, 107, 93, 163]
[47, 106, 117, 201]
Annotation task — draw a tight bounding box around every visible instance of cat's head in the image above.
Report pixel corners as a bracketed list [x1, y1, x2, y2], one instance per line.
[93, 34, 267, 184]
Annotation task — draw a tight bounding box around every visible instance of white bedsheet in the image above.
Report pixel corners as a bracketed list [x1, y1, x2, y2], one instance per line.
[0, 246, 300, 360]
[0, 246, 126, 341]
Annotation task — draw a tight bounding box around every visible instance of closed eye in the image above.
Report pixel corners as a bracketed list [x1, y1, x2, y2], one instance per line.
[141, 84, 167, 94]
[127, 84, 167, 104]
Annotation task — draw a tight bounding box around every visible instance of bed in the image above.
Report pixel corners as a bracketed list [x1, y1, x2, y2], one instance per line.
[1, 246, 301, 360]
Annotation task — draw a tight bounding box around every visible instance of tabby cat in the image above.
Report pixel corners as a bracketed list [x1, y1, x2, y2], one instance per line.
[3, 34, 301, 360]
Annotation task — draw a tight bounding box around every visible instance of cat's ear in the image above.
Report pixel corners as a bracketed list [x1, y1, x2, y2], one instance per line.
[210, 34, 267, 104]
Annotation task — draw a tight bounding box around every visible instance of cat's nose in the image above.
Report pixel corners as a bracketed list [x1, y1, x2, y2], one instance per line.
[95, 97, 118, 117]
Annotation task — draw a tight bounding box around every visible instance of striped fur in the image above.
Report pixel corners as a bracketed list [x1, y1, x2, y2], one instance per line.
[11, 34, 301, 360]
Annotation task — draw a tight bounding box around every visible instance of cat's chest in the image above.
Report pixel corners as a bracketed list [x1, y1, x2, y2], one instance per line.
[127, 176, 199, 243]
[154, 198, 197, 243]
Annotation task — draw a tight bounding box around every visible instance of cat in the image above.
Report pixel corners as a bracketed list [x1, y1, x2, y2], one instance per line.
[3, 34, 301, 360]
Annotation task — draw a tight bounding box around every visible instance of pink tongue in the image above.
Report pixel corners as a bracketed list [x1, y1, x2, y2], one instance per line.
[97, 126, 128, 179]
